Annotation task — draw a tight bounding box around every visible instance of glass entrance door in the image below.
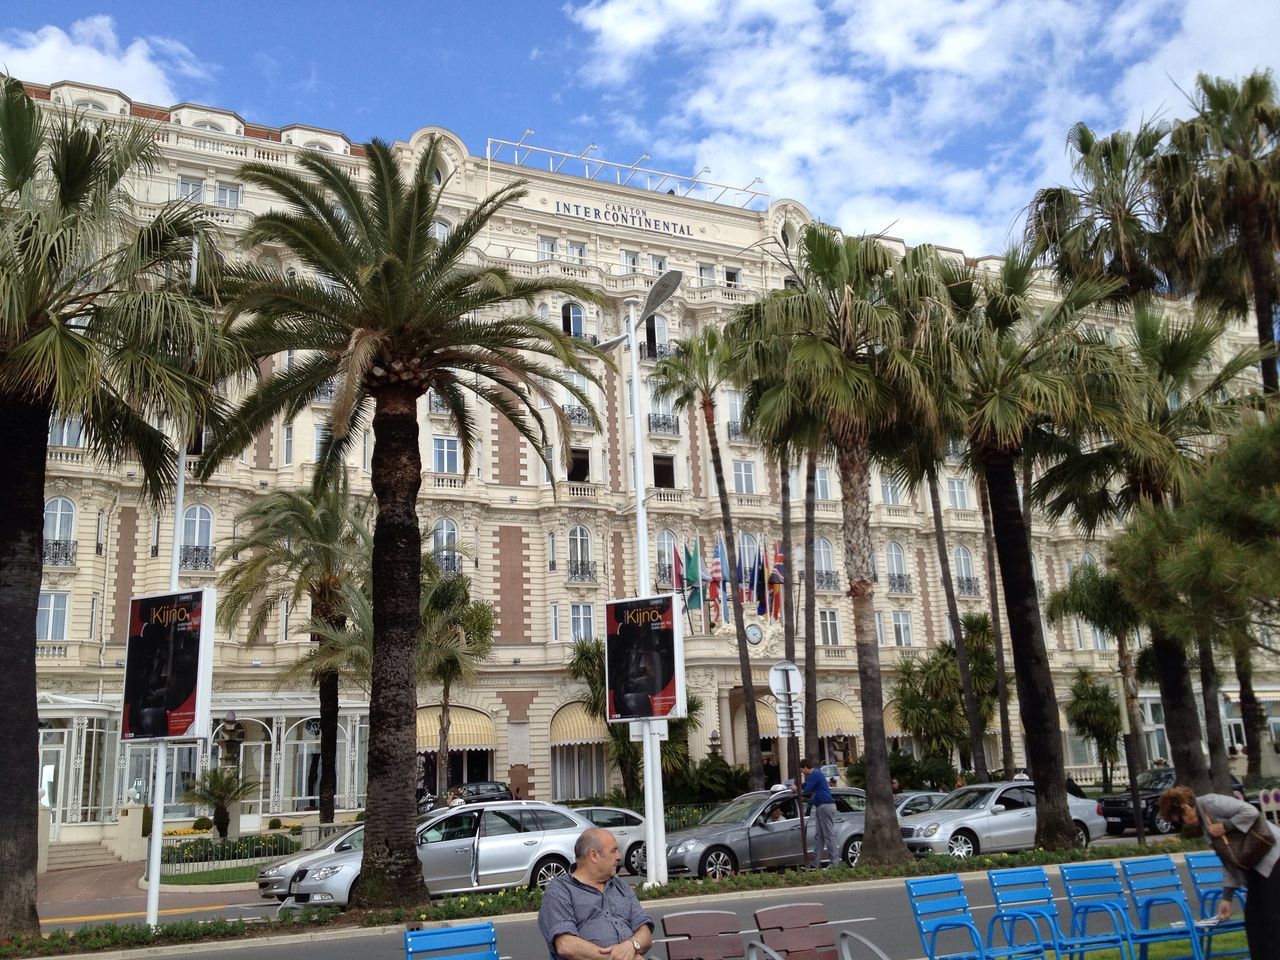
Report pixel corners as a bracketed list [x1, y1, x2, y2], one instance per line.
[39, 730, 67, 841]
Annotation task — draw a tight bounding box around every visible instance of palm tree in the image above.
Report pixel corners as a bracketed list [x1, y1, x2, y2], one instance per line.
[1155, 70, 1280, 392]
[180, 768, 259, 839]
[651, 327, 764, 788]
[974, 480, 1017, 777]
[1064, 670, 1122, 793]
[1027, 120, 1172, 303]
[217, 471, 370, 821]
[200, 137, 604, 906]
[0, 77, 236, 937]
[1045, 564, 1148, 772]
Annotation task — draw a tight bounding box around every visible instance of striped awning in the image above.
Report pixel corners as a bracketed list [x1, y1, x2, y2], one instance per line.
[817, 699, 858, 737]
[755, 700, 779, 738]
[550, 702, 609, 746]
[416, 706, 496, 751]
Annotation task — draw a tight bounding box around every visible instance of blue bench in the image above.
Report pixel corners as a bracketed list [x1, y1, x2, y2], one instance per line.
[905, 873, 1046, 960]
[987, 865, 1129, 960]
[405, 921, 500, 960]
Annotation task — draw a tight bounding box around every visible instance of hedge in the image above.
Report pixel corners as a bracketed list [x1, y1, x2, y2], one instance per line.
[159, 833, 299, 865]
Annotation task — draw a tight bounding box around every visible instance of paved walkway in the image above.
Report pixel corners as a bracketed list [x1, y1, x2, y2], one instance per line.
[38, 863, 269, 928]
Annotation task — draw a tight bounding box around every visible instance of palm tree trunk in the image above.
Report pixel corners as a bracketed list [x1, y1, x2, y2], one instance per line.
[927, 468, 988, 781]
[977, 472, 1015, 778]
[313, 599, 344, 824]
[834, 437, 910, 864]
[1115, 632, 1149, 772]
[437, 681, 452, 801]
[981, 450, 1074, 848]
[1197, 636, 1232, 793]
[702, 400, 763, 788]
[1233, 641, 1264, 779]
[779, 449, 795, 663]
[0, 395, 48, 937]
[359, 384, 428, 906]
[1150, 630, 1210, 792]
[803, 453, 819, 761]
[1241, 197, 1279, 393]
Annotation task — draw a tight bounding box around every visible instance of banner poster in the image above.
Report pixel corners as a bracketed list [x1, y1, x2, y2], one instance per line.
[121, 588, 216, 741]
[604, 594, 686, 723]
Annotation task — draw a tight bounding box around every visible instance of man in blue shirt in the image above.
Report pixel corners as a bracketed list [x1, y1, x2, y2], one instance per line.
[796, 758, 836, 869]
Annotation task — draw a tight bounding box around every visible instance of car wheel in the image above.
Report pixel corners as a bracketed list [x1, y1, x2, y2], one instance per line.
[531, 855, 570, 889]
[1153, 812, 1176, 835]
[698, 847, 737, 881]
[625, 843, 645, 876]
[344, 876, 359, 910]
[842, 835, 862, 868]
[948, 831, 979, 859]
[1073, 821, 1089, 847]
[1105, 824, 1126, 836]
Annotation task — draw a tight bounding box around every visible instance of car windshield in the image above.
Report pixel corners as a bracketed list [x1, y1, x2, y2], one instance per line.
[934, 787, 996, 811]
[305, 826, 358, 851]
[1136, 770, 1175, 790]
[700, 795, 765, 825]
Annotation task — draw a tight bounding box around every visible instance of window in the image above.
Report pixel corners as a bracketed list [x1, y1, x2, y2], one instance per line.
[48, 415, 83, 447]
[177, 176, 204, 202]
[567, 241, 587, 264]
[698, 262, 715, 287]
[881, 475, 903, 505]
[568, 448, 591, 483]
[648, 254, 667, 274]
[429, 219, 451, 242]
[182, 505, 213, 547]
[432, 518, 459, 572]
[281, 424, 293, 465]
[947, 477, 969, 510]
[648, 381, 674, 417]
[738, 533, 758, 573]
[815, 467, 831, 500]
[548, 533, 557, 571]
[656, 529, 676, 583]
[1081, 552, 1097, 567]
[538, 236, 559, 260]
[819, 609, 840, 645]
[568, 525, 592, 565]
[725, 389, 745, 424]
[542, 444, 554, 484]
[214, 182, 241, 208]
[151, 515, 161, 558]
[433, 437, 461, 474]
[652, 454, 676, 488]
[886, 542, 906, 576]
[561, 302, 585, 337]
[570, 603, 594, 642]
[954, 546, 974, 579]
[733, 460, 755, 494]
[302, 140, 335, 153]
[193, 120, 225, 132]
[362, 430, 371, 471]
[875, 610, 885, 646]
[44, 497, 76, 541]
[550, 602, 560, 642]
[37, 593, 68, 642]
[620, 250, 640, 272]
[73, 99, 107, 112]
[313, 423, 332, 462]
[814, 538, 834, 572]
[892, 611, 913, 647]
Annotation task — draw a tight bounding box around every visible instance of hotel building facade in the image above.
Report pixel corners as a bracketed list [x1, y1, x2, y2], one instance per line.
[23, 79, 1273, 845]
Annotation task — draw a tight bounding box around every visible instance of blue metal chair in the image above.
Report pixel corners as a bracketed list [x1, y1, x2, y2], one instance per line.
[904, 873, 1046, 960]
[404, 922, 499, 960]
[1060, 860, 1202, 960]
[1181, 853, 1248, 959]
[987, 865, 1131, 960]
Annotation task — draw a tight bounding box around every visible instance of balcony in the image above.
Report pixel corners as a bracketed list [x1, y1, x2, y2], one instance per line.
[887, 573, 913, 594]
[428, 471, 466, 490]
[726, 420, 748, 442]
[641, 342, 674, 361]
[42, 540, 77, 566]
[562, 403, 594, 430]
[815, 570, 840, 592]
[179, 544, 216, 571]
[648, 413, 680, 435]
[956, 576, 981, 597]
[734, 494, 763, 509]
[428, 393, 451, 415]
[950, 509, 978, 524]
[558, 481, 600, 501]
[569, 331, 599, 346]
[649, 488, 684, 505]
[313, 379, 337, 403]
[438, 553, 463, 574]
[568, 560, 598, 583]
[656, 562, 673, 587]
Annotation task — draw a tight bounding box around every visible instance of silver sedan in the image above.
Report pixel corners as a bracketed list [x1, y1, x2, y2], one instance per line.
[574, 806, 647, 875]
[257, 824, 364, 901]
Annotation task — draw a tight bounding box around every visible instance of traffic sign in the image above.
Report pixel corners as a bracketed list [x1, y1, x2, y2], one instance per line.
[768, 660, 803, 698]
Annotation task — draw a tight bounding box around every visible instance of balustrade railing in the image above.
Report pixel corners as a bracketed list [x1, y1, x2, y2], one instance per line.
[641, 342, 673, 361]
[568, 560, 598, 583]
[647, 413, 679, 435]
[43, 540, 77, 566]
[956, 576, 981, 596]
[562, 404, 594, 428]
[815, 570, 839, 591]
[179, 545, 216, 570]
[887, 573, 912, 593]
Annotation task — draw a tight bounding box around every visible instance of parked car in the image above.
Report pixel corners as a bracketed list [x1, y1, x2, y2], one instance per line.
[898, 781, 1106, 858]
[282, 800, 590, 907]
[574, 806, 647, 875]
[895, 791, 947, 819]
[662, 788, 866, 879]
[1098, 768, 1246, 835]
[453, 781, 514, 804]
[257, 824, 364, 901]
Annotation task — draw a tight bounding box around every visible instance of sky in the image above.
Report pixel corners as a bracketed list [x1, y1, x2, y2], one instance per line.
[3, 0, 1278, 256]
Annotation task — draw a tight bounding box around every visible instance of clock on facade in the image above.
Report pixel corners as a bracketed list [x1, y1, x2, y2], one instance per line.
[745, 623, 764, 645]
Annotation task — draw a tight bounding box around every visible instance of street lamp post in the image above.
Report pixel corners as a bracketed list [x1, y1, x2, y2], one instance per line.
[599, 270, 682, 887]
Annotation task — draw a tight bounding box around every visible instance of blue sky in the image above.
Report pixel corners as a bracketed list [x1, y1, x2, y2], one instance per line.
[4, 0, 1278, 255]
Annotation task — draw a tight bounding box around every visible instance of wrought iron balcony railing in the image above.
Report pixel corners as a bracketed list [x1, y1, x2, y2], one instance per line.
[43, 540, 77, 566]
[179, 544, 216, 570]
[562, 404, 593, 429]
[655, 562, 673, 587]
[956, 576, 981, 597]
[568, 560, 598, 583]
[313, 379, 337, 402]
[648, 413, 680, 435]
[438, 553, 463, 574]
[429, 393, 450, 414]
[641, 342, 673, 361]
[887, 573, 913, 594]
[727, 420, 746, 441]
[570, 331, 599, 346]
[815, 570, 839, 591]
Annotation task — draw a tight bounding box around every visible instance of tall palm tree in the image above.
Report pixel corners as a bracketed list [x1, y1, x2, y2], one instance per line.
[651, 326, 764, 788]
[1034, 303, 1264, 793]
[1027, 120, 1172, 303]
[974, 478, 1017, 777]
[217, 471, 370, 821]
[200, 137, 604, 905]
[1155, 70, 1280, 392]
[0, 77, 236, 937]
[1064, 670, 1122, 792]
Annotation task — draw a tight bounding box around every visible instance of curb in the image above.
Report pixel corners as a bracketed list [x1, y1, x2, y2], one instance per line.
[134, 877, 259, 894]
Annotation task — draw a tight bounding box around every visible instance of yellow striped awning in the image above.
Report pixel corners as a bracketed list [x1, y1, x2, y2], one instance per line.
[817, 699, 859, 737]
[416, 706, 496, 751]
[755, 700, 779, 738]
[550, 702, 609, 746]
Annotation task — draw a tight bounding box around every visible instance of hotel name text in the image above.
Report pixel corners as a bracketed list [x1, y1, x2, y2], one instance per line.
[554, 200, 694, 237]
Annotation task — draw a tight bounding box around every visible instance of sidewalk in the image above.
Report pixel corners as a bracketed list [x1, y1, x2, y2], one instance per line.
[38, 863, 263, 927]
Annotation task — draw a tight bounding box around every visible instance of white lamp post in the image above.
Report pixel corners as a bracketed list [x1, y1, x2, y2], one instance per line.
[598, 270, 682, 886]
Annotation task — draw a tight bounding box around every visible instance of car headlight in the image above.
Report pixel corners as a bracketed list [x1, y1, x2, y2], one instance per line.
[674, 839, 702, 854]
[259, 866, 282, 878]
[922, 823, 941, 838]
[310, 865, 344, 881]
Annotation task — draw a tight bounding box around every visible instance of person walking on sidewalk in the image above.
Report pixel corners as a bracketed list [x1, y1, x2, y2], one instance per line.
[796, 759, 837, 869]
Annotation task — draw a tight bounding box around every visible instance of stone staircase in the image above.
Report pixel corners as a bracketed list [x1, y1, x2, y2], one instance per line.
[46, 841, 120, 871]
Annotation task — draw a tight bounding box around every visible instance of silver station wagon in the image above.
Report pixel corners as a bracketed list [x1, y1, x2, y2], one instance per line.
[283, 800, 591, 907]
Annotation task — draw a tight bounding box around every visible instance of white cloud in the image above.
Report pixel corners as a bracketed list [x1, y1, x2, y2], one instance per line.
[565, 0, 1280, 256]
[0, 15, 212, 104]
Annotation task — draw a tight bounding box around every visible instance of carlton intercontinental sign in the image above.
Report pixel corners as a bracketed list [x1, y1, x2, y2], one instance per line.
[554, 199, 695, 237]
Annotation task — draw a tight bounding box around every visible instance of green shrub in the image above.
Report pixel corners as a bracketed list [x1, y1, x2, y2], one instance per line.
[354, 811, 365, 822]
[268, 817, 283, 830]
[161, 833, 299, 864]
[192, 816, 214, 832]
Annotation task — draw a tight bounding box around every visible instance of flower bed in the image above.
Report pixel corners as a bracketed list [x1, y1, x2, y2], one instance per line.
[160, 833, 299, 865]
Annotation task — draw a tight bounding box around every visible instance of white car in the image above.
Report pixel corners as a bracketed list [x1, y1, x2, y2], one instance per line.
[574, 806, 647, 875]
[257, 824, 364, 901]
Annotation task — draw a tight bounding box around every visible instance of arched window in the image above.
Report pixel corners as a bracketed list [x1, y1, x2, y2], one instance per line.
[429, 218, 451, 242]
[886, 542, 906, 576]
[656, 529, 676, 585]
[432, 518, 459, 573]
[953, 546, 974, 579]
[183, 505, 214, 547]
[814, 538, 834, 572]
[569, 525, 592, 565]
[538, 303, 549, 323]
[302, 140, 334, 152]
[193, 120, 224, 132]
[738, 533, 758, 574]
[73, 99, 107, 112]
[1081, 552, 1097, 567]
[561, 302, 584, 337]
[432, 166, 445, 187]
[44, 497, 75, 543]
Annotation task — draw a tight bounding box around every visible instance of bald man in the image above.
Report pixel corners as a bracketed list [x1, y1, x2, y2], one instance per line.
[538, 827, 654, 960]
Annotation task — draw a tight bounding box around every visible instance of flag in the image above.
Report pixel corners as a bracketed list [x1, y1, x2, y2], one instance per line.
[736, 552, 745, 602]
[684, 544, 702, 610]
[769, 542, 786, 621]
[708, 543, 723, 623]
[673, 545, 684, 593]
[756, 544, 768, 617]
